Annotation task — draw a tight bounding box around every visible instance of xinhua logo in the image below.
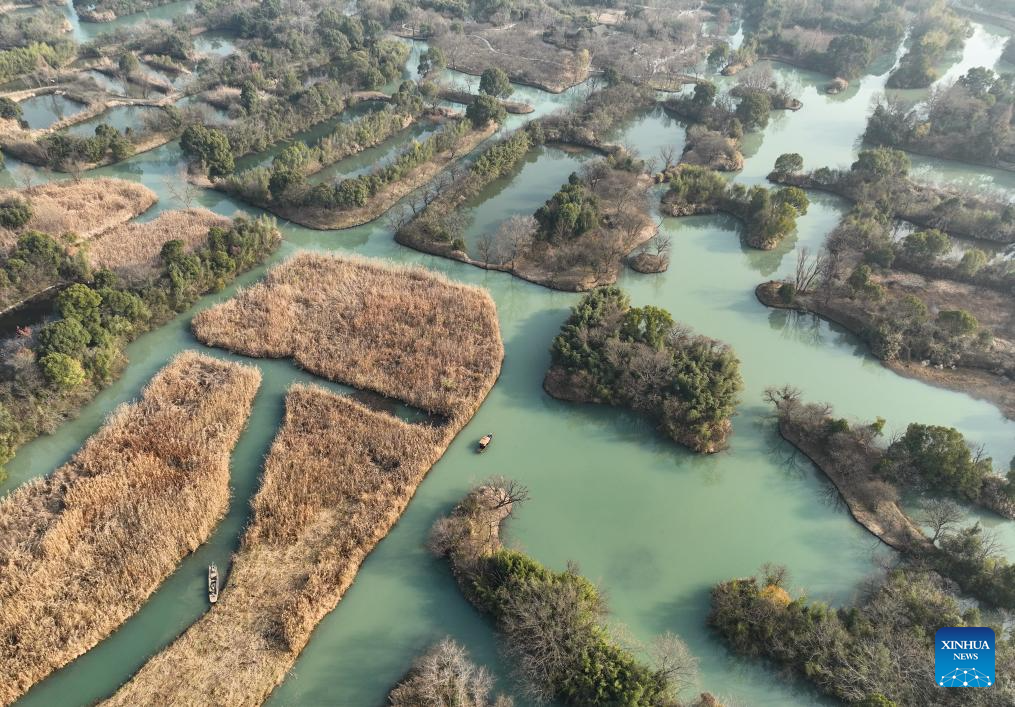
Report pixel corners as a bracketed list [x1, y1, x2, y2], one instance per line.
[935, 627, 995, 687]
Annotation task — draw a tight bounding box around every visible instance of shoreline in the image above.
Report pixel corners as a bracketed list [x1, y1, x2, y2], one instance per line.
[756, 282, 1015, 421]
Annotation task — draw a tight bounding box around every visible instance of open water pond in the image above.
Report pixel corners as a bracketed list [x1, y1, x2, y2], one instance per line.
[18, 93, 86, 129]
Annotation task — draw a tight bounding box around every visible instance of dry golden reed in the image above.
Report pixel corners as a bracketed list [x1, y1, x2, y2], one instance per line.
[191, 252, 504, 418]
[105, 253, 503, 706]
[86, 208, 231, 278]
[0, 352, 261, 706]
[0, 178, 157, 249]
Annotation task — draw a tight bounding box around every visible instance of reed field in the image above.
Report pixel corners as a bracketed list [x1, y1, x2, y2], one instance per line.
[86, 208, 231, 278]
[192, 252, 504, 418]
[105, 254, 504, 706]
[0, 178, 157, 249]
[0, 352, 261, 705]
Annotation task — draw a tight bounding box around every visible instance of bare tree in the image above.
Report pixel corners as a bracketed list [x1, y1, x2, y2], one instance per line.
[650, 632, 699, 697]
[920, 499, 963, 544]
[475, 233, 495, 266]
[793, 246, 826, 292]
[658, 144, 678, 172]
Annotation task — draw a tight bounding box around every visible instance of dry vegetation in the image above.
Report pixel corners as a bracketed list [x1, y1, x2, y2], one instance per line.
[105, 254, 503, 705]
[86, 208, 231, 279]
[0, 178, 156, 250]
[432, 24, 587, 93]
[191, 253, 504, 417]
[0, 352, 260, 706]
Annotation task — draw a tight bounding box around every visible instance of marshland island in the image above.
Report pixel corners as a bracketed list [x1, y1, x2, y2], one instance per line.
[1, 1, 1014, 706]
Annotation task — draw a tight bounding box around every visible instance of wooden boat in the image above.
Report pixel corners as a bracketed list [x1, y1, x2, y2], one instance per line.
[208, 564, 219, 604]
[477, 434, 493, 452]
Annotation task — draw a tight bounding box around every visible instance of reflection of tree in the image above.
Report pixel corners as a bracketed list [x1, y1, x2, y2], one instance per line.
[742, 227, 796, 276]
[766, 308, 825, 347]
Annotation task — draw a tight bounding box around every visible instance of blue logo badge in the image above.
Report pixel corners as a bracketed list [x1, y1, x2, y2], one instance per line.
[936, 627, 995, 687]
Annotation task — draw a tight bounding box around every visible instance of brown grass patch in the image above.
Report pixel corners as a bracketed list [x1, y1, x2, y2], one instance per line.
[0, 178, 156, 250]
[192, 253, 504, 418]
[86, 208, 232, 280]
[0, 352, 261, 705]
[104, 254, 503, 706]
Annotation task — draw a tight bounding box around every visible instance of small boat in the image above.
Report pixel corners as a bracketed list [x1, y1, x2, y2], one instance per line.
[208, 564, 219, 604]
[477, 434, 493, 453]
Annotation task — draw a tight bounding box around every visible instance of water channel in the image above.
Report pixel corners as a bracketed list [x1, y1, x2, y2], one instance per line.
[2, 8, 1015, 707]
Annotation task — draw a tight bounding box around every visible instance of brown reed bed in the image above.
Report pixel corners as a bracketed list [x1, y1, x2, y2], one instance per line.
[104, 254, 503, 706]
[86, 208, 231, 279]
[0, 351, 260, 706]
[0, 178, 157, 250]
[191, 252, 504, 418]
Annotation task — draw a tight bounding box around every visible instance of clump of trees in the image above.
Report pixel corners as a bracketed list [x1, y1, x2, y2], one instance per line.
[0, 216, 280, 478]
[0, 231, 87, 311]
[0, 41, 75, 83]
[181, 124, 235, 178]
[429, 480, 700, 706]
[710, 565, 1015, 706]
[534, 173, 599, 242]
[771, 147, 1015, 245]
[39, 123, 136, 171]
[878, 423, 1015, 514]
[662, 165, 808, 249]
[866, 67, 1015, 167]
[547, 287, 743, 453]
[886, 2, 971, 89]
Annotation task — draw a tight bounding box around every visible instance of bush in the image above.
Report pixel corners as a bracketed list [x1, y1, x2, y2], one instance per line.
[878, 423, 993, 500]
[778, 282, 796, 304]
[0, 97, 22, 121]
[0, 197, 32, 229]
[773, 152, 803, 175]
[466, 94, 506, 128]
[39, 352, 87, 389]
[479, 67, 513, 99]
[180, 124, 235, 178]
[36, 318, 91, 358]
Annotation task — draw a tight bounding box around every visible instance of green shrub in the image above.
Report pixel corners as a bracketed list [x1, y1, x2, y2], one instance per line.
[0, 197, 32, 229]
[39, 352, 87, 389]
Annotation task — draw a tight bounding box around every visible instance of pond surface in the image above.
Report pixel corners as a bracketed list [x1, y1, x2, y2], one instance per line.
[18, 93, 86, 129]
[66, 104, 158, 136]
[4, 18, 1015, 707]
[193, 31, 238, 58]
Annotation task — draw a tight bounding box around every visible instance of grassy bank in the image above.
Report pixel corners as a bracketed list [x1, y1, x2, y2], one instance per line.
[0, 352, 260, 705]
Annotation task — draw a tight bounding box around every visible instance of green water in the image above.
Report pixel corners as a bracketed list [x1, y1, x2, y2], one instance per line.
[18, 93, 86, 129]
[66, 104, 158, 136]
[4, 20, 1015, 707]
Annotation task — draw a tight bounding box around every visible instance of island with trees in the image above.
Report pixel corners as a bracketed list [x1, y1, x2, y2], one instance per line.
[544, 287, 743, 453]
[661, 164, 809, 250]
[761, 149, 1015, 419]
[428, 479, 723, 707]
[766, 386, 1015, 609]
[865, 67, 1015, 170]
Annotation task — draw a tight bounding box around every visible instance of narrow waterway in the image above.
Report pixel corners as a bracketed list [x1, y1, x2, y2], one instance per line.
[4, 16, 1015, 707]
